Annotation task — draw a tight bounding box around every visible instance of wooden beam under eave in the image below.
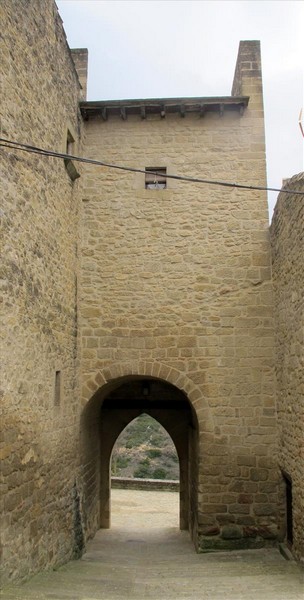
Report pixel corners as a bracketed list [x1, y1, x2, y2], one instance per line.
[219, 104, 224, 117]
[120, 107, 127, 120]
[239, 104, 244, 116]
[141, 106, 146, 119]
[199, 104, 206, 118]
[101, 108, 107, 121]
[160, 105, 166, 118]
[180, 104, 185, 118]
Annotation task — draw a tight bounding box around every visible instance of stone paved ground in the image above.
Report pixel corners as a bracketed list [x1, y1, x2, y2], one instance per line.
[1, 489, 303, 600]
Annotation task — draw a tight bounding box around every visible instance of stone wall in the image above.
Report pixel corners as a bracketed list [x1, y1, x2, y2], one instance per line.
[0, 0, 82, 583]
[80, 41, 279, 551]
[111, 477, 179, 491]
[270, 173, 304, 562]
[1, 6, 291, 583]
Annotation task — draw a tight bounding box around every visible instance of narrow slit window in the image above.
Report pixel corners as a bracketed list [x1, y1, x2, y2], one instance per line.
[54, 371, 61, 406]
[64, 129, 80, 181]
[283, 472, 293, 546]
[66, 130, 75, 155]
[145, 167, 167, 189]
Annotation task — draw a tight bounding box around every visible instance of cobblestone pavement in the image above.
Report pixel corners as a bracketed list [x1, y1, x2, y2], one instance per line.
[1, 489, 303, 599]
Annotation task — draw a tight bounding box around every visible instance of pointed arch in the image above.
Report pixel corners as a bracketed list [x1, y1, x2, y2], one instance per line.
[110, 412, 180, 481]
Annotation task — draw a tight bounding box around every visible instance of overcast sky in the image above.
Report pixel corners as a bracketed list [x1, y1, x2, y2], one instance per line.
[57, 0, 303, 219]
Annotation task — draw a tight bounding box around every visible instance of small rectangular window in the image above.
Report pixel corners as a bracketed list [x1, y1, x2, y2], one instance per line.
[54, 371, 61, 406]
[145, 167, 167, 189]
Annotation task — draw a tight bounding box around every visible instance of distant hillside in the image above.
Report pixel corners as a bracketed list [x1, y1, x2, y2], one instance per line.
[111, 413, 179, 480]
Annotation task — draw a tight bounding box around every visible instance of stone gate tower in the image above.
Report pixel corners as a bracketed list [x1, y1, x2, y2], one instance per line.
[78, 39, 278, 552]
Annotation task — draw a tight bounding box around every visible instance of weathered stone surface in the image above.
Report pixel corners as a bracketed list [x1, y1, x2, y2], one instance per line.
[1, 0, 82, 586]
[221, 525, 243, 540]
[202, 526, 221, 537]
[271, 176, 304, 562]
[257, 524, 280, 540]
[199, 537, 265, 552]
[243, 526, 258, 538]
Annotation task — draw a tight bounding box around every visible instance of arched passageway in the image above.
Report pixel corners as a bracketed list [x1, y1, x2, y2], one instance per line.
[80, 376, 199, 545]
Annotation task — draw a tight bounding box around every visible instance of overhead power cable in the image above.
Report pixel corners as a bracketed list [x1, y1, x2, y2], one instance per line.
[0, 137, 303, 196]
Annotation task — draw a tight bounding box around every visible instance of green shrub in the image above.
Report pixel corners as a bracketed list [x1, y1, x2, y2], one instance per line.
[152, 468, 167, 480]
[134, 464, 151, 478]
[149, 434, 163, 447]
[125, 439, 136, 449]
[116, 456, 130, 469]
[146, 448, 162, 459]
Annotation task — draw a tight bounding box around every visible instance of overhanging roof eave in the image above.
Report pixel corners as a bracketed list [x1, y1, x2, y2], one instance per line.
[80, 96, 249, 119]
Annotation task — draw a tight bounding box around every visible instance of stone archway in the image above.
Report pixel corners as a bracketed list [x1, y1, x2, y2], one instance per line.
[81, 361, 213, 433]
[80, 373, 200, 547]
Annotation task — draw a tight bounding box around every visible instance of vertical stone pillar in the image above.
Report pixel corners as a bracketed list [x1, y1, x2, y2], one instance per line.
[232, 40, 263, 99]
[71, 48, 88, 100]
[232, 40, 267, 189]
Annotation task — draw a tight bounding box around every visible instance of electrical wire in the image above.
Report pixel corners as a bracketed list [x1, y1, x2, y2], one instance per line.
[0, 137, 303, 195]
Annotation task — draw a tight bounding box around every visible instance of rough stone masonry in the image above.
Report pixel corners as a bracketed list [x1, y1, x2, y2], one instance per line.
[0, 0, 303, 585]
